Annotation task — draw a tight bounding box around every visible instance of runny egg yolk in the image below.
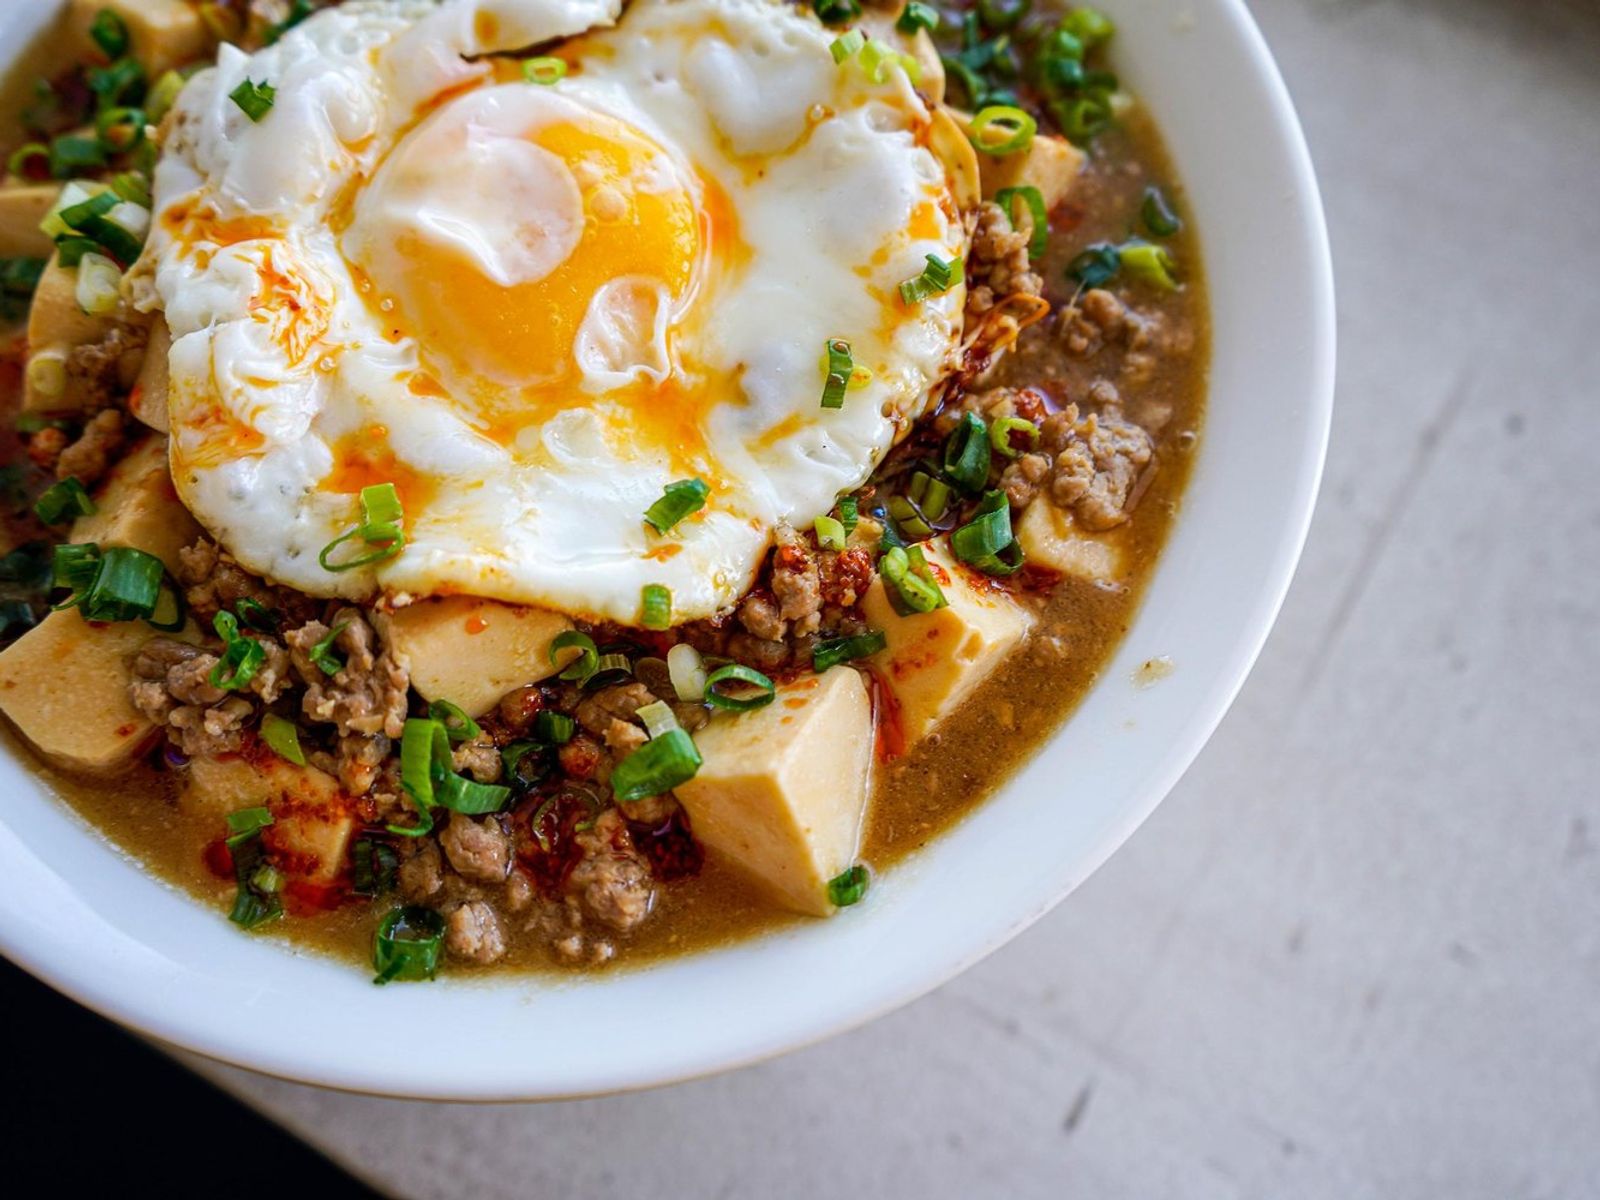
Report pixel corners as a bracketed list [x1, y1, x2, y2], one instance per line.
[348, 96, 704, 408]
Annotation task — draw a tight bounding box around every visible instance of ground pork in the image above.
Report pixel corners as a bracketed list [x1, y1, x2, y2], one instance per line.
[398, 838, 444, 903]
[566, 808, 655, 933]
[66, 322, 146, 415]
[444, 900, 506, 965]
[1038, 392, 1155, 530]
[451, 737, 503, 783]
[175, 538, 314, 626]
[54, 409, 125, 486]
[771, 524, 822, 635]
[165, 696, 253, 757]
[336, 731, 389, 796]
[965, 202, 1043, 319]
[575, 681, 656, 757]
[128, 637, 286, 757]
[439, 813, 513, 884]
[284, 608, 407, 739]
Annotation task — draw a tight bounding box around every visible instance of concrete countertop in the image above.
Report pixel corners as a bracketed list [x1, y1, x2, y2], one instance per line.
[184, 0, 1600, 1193]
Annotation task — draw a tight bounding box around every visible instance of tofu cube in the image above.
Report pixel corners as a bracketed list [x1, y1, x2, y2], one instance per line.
[128, 315, 171, 433]
[381, 596, 575, 717]
[1015, 501, 1125, 584]
[980, 131, 1085, 211]
[675, 667, 873, 917]
[24, 253, 141, 413]
[0, 608, 165, 774]
[70, 0, 213, 76]
[860, 537, 1033, 746]
[0, 184, 60, 258]
[183, 754, 357, 885]
[70, 433, 199, 572]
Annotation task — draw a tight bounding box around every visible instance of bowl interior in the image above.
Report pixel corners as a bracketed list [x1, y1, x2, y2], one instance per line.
[0, 0, 1332, 1099]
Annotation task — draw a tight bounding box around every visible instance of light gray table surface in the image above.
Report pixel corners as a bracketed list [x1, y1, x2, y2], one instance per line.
[178, 0, 1600, 1194]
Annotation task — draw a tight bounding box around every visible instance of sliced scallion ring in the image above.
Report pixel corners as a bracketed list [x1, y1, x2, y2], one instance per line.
[641, 583, 672, 631]
[94, 105, 145, 154]
[1119, 241, 1179, 291]
[989, 415, 1040, 458]
[260, 713, 306, 766]
[830, 29, 865, 64]
[812, 629, 886, 672]
[533, 710, 575, 745]
[942, 410, 993, 493]
[551, 629, 599, 682]
[210, 609, 266, 691]
[643, 478, 709, 533]
[611, 728, 703, 803]
[372, 905, 445, 985]
[704, 663, 777, 712]
[1141, 185, 1182, 237]
[837, 495, 859, 535]
[827, 863, 870, 907]
[635, 699, 681, 739]
[814, 514, 847, 551]
[6, 142, 48, 180]
[225, 806, 274, 847]
[994, 184, 1048, 259]
[78, 546, 165, 622]
[896, 1, 939, 33]
[522, 56, 567, 84]
[308, 620, 348, 676]
[812, 0, 861, 26]
[33, 476, 95, 525]
[898, 253, 963, 305]
[950, 489, 1024, 576]
[820, 338, 853, 409]
[1066, 242, 1121, 288]
[880, 544, 947, 615]
[968, 105, 1037, 155]
[319, 482, 406, 572]
[230, 78, 276, 122]
[90, 8, 131, 58]
[428, 698, 482, 743]
[666, 642, 707, 701]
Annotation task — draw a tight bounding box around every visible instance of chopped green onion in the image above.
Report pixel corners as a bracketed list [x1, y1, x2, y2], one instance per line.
[319, 482, 406, 571]
[994, 184, 1049, 259]
[210, 609, 265, 690]
[814, 514, 847, 551]
[7, 142, 48, 180]
[351, 839, 398, 897]
[435, 770, 512, 815]
[145, 69, 187, 124]
[144, 573, 186, 632]
[812, 629, 886, 672]
[502, 740, 549, 788]
[33, 477, 95, 525]
[643, 478, 709, 533]
[90, 8, 131, 59]
[704, 663, 776, 712]
[372, 905, 444, 984]
[308, 620, 348, 675]
[635, 699, 680, 739]
[1067, 242, 1120, 288]
[77, 546, 166, 622]
[235, 596, 278, 633]
[897, 1, 939, 34]
[87, 58, 145, 110]
[428, 698, 482, 743]
[51, 542, 101, 597]
[611, 728, 703, 803]
[94, 105, 144, 154]
[48, 134, 106, 180]
[109, 169, 151, 208]
[968, 105, 1036, 155]
[820, 338, 854, 409]
[898, 253, 963, 305]
[394, 717, 510, 832]
[523, 56, 567, 84]
[56, 187, 143, 265]
[887, 494, 933, 540]
[551, 629, 599, 682]
[1119, 241, 1179, 290]
[1141, 186, 1182, 237]
[75, 252, 122, 316]
[830, 29, 865, 64]
[990, 415, 1040, 458]
[838, 495, 859, 535]
[260, 713, 306, 766]
[1062, 7, 1116, 49]
[225, 806, 274, 847]
[880, 544, 947, 615]
[641, 583, 672, 630]
[53, 237, 95, 269]
[942, 410, 993, 493]
[977, 0, 1030, 31]
[813, 0, 861, 26]
[229, 78, 276, 122]
[587, 652, 632, 689]
[666, 642, 707, 701]
[1051, 93, 1114, 143]
[858, 40, 922, 86]
[827, 864, 870, 907]
[908, 470, 952, 521]
[533, 710, 575, 745]
[951, 489, 1024, 575]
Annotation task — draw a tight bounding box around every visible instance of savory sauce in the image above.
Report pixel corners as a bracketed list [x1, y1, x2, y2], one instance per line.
[0, 2, 1205, 975]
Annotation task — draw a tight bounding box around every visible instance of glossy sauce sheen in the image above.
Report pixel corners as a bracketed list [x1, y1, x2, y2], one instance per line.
[1, 24, 1204, 974]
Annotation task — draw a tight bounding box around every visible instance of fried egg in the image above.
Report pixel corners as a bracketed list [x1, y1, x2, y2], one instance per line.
[143, 0, 968, 623]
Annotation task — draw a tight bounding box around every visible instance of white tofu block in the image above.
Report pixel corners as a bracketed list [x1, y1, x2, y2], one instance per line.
[381, 595, 575, 717]
[0, 184, 60, 258]
[1015, 500, 1125, 584]
[675, 668, 873, 917]
[70, 433, 199, 572]
[183, 754, 356, 885]
[23, 253, 143, 413]
[128, 314, 170, 432]
[69, 0, 212, 76]
[860, 537, 1033, 746]
[0, 609, 163, 774]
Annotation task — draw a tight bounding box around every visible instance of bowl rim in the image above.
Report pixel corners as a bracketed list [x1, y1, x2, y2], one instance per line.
[0, 0, 1334, 1101]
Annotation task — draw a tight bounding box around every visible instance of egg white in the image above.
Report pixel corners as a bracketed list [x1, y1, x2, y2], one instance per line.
[144, 0, 968, 624]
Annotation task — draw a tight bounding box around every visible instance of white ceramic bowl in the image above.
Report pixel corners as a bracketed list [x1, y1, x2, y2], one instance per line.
[0, 0, 1333, 1099]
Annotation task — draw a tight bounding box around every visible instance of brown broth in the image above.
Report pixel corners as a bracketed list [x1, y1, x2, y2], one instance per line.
[0, 21, 1205, 976]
